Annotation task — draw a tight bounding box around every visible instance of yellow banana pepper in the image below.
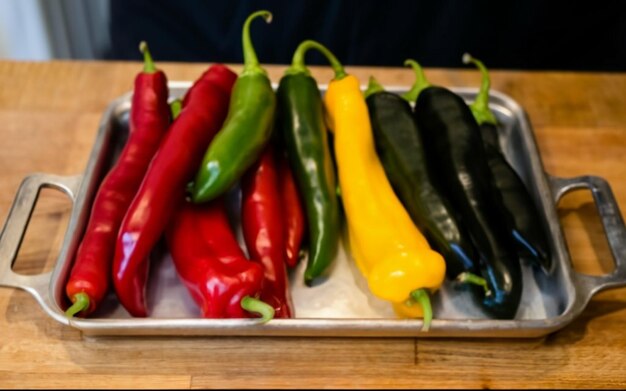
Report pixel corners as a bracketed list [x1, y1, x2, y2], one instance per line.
[306, 41, 446, 331]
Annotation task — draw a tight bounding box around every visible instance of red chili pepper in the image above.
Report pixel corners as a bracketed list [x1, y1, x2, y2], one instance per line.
[278, 152, 306, 268]
[241, 145, 295, 318]
[166, 198, 274, 321]
[112, 63, 237, 317]
[64, 42, 170, 318]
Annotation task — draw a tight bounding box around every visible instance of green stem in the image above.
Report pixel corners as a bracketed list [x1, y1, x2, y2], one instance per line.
[462, 53, 498, 125]
[364, 76, 385, 99]
[65, 292, 90, 318]
[287, 40, 347, 80]
[456, 271, 492, 297]
[410, 289, 432, 332]
[241, 10, 272, 76]
[285, 41, 313, 77]
[139, 41, 156, 74]
[401, 59, 431, 103]
[240, 296, 275, 323]
[170, 99, 182, 119]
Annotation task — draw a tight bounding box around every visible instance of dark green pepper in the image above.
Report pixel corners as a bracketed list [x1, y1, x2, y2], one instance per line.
[405, 59, 522, 319]
[364, 76, 483, 286]
[463, 53, 553, 274]
[277, 40, 341, 285]
[192, 10, 276, 203]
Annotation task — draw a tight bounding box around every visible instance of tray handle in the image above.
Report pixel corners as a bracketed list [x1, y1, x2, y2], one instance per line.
[0, 174, 81, 305]
[550, 174, 626, 300]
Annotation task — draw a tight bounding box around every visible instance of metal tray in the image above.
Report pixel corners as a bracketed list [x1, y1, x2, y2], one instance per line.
[1, 82, 625, 338]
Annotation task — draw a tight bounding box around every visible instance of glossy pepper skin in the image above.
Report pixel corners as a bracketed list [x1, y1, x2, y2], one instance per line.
[365, 76, 479, 281]
[166, 198, 273, 321]
[192, 10, 276, 203]
[315, 42, 446, 331]
[406, 60, 522, 319]
[65, 42, 170, 318]
[241, 145, 294, 318]
[112, 64, 237, 317]
[463, 53, 552, 273]
[276, 40, 340, 283]
[277, 152, 306, 269]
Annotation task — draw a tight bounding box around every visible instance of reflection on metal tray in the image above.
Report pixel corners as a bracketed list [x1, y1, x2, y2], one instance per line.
[1, 82, 625, 338]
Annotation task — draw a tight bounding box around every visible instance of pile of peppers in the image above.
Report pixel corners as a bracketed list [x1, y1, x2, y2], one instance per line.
[63, 9, 553, 331]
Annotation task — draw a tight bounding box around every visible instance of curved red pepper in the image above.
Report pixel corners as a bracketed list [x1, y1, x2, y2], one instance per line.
[112, 64, 237, 317]
[166, 198, 272, 320]
[241, 145, 295, 318]
[278, 152, 306, 268]
[65, 42, 170, 317]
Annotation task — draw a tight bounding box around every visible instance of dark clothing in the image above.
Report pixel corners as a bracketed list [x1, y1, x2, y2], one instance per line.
[105, 0, 626, 71]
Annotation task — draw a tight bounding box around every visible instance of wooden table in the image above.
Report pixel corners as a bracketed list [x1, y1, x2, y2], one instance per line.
[1, 60, 625, 389]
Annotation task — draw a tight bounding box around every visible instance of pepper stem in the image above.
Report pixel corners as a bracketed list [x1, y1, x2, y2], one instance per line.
[364, 76, 385, 98]
[241, 10, 272, 76]
[288, 40, 347, 80]
[65, 292, 90, 318]
[456, 271, 492, 297]
[139, 41, 156, 74]
[240, 296, 275, 323]
[463, 53, 498, 125]
[170, 99, 182, 120]
[402, 59, 431, 103]
[410, 289, 432, 332]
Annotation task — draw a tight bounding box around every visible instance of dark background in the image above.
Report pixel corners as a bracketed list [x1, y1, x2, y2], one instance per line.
[105, 0, 626, 71]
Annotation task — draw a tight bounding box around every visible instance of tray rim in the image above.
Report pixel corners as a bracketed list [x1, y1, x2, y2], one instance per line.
[1, 81, 623, 338]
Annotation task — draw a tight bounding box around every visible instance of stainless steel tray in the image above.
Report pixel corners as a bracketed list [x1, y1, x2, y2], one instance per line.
[1, 81, 625, 338]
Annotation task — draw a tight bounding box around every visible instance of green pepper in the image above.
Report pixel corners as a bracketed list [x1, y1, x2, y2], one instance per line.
[191, 10, 276, 203]
[463, 53, 553, 274]
[277, 40, 341, 285]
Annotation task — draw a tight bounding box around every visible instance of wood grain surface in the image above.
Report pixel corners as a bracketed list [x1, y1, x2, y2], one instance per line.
[0, 60, 625, 389]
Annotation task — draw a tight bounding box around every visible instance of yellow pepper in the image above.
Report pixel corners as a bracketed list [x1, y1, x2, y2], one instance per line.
[307, 41, 446, 331]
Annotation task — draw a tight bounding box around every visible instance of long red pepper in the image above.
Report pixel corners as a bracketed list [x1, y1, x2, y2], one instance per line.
[166, 198, 274, 321]
[241, 145, 294, 318]
[112, 64, 237, 317]
[278, 152, 306, 268]
[64, 42, 170, 317]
